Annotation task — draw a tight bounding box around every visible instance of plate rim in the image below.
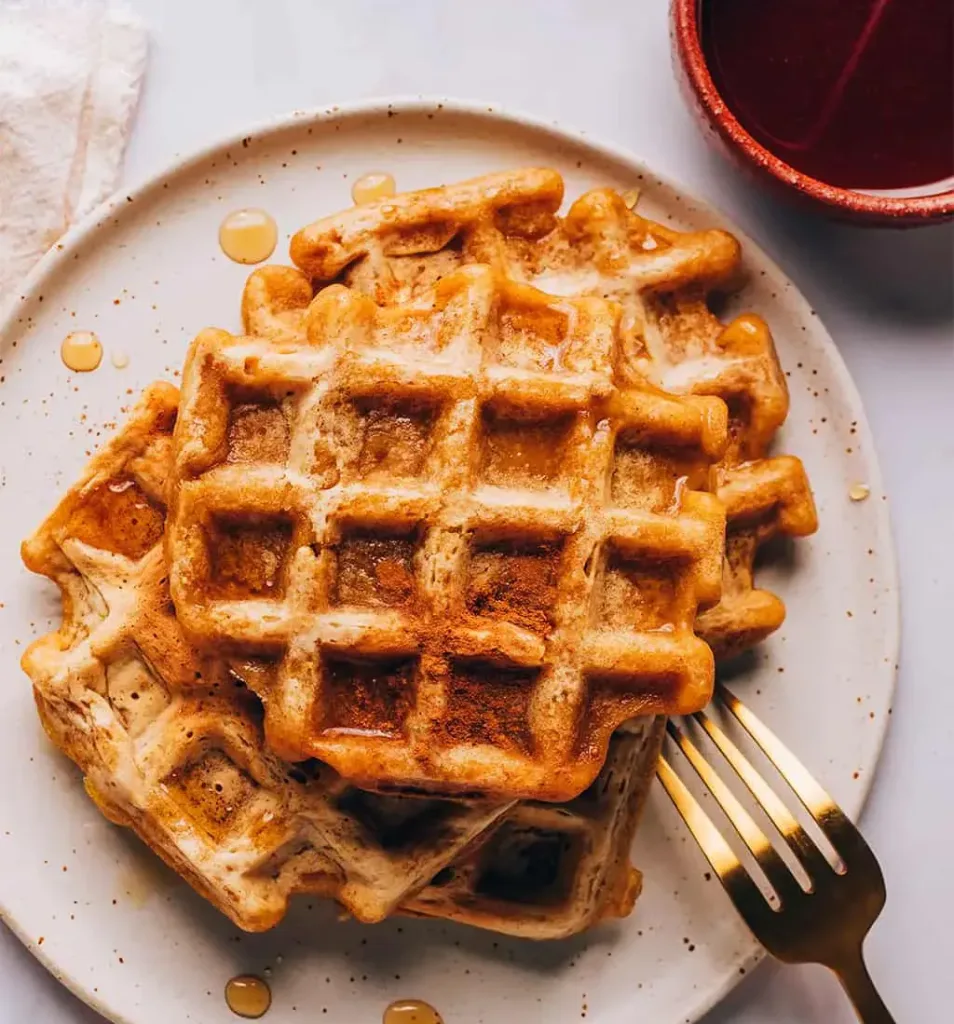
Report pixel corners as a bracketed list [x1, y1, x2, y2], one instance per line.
[0, 94, 900, 1024]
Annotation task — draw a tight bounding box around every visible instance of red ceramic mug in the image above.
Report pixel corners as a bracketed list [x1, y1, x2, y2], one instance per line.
[671, 0, 954, 226]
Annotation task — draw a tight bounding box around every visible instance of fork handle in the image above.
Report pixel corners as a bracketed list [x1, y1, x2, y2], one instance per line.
[831, 949, 896, 1024]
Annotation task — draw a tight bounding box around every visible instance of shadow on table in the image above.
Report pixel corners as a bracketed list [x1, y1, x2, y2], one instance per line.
[0, 920, 106, 1022]
[701, 956, 862, 1024]
[690, 140, 954, 333]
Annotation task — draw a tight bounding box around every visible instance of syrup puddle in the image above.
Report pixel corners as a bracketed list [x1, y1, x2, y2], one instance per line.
[115, 845, 174, 909]
[225, 975, 272, 1018]
[352, 171, 396, 205]
[219, 209, 278, 264]
[61, 331, 102, 372]
[383, 999, 444, 1024]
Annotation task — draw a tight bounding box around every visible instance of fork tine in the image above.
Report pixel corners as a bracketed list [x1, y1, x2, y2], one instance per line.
[718, 684, 878, 866]
[657, 754, 774, 920]
[666, 719, 804, 903]
[694, 708, 836, 882]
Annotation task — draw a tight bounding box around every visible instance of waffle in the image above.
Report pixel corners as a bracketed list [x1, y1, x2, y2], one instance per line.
[290, 168, 818, 659]
[20, 385, 513, 931]
[21, 384, 667, 939]
[168, 266, 727, 802]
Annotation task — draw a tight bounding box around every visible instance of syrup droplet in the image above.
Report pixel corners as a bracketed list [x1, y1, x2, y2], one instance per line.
[622, 188, 641, 209]
[719, 313, 772, 351]
[61, 331, 103, 372]
[849, 483, 870, 502]
[219, 209, 278, 265]
[383, 999, 444, 1024]
[111, 350, 130, 369]
[225, 975, 272, 1019]
[352, 171, 397, 205]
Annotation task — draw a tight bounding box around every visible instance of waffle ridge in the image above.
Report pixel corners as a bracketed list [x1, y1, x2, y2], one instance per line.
[169, 264, 727, 801]
[290, 168, 818, 659]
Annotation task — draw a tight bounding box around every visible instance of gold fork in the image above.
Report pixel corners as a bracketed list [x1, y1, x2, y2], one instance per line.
[657, 683, 895, 1024]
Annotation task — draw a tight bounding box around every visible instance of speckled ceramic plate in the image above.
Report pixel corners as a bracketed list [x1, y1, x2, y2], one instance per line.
[0, 99, 897, 1024]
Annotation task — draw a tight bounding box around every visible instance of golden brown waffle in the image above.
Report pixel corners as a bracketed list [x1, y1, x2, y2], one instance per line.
[290, 169, 818, 659]
[20, 385, 513, 931]
[168, 266, 727, 802]
[21, 385, 667, 938]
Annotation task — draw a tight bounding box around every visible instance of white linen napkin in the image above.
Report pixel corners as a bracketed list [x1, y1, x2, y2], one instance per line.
[0, 0, 147, 306]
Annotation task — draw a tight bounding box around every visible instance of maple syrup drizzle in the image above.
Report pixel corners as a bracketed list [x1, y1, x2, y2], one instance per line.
[219, 209, 278, 264]
[718, 312, 771, 351]
[61, 331, 103, 372]
[352, 171, 397, 205]
[849, 483, 870, 502]
[383, 999, 444, 1024]
[224, 975, 272, 1019]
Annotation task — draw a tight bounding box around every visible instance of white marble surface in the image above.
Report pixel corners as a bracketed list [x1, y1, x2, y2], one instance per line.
[1, 2, 951, 1022]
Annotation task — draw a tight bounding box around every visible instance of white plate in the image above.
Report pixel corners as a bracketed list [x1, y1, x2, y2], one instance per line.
[0, 99, 897, 1024]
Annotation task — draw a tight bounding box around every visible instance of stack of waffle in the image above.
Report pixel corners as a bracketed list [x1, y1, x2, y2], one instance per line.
[21, 169, 816, 939]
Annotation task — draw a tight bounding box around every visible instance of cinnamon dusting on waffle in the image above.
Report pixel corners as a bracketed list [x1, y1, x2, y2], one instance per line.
[168, 264, 727, 801]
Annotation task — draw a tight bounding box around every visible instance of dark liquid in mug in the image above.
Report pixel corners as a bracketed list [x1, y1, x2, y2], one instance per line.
[700, 0, 954, 190]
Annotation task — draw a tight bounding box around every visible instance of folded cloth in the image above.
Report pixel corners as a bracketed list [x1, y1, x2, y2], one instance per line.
[0, 0, 147, 305]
